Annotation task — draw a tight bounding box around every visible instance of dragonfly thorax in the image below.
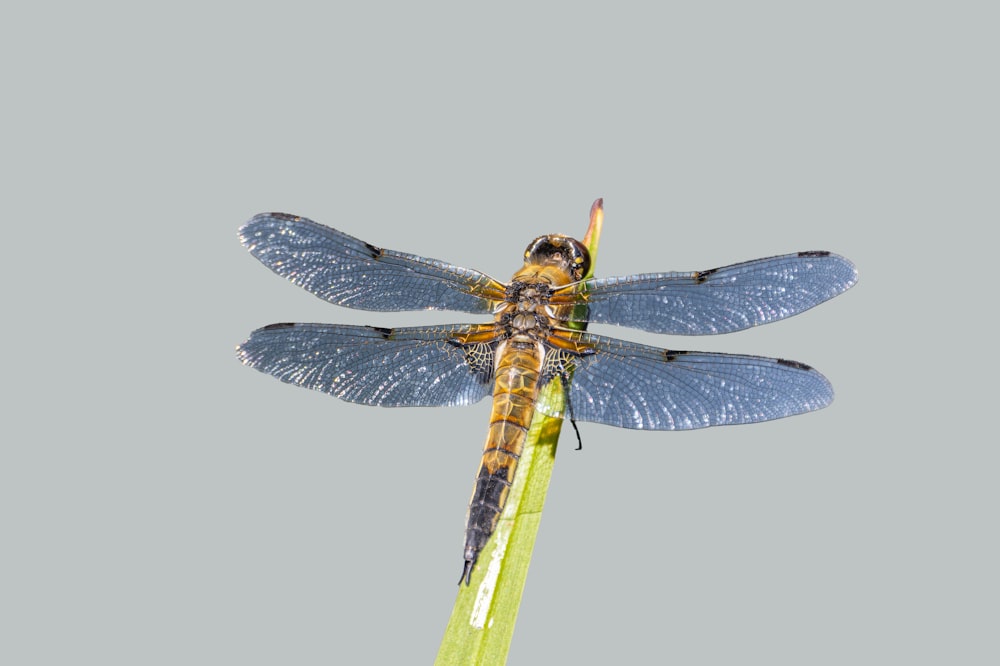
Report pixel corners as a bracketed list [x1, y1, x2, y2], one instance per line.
[499, 280, 558, 340]
[505, 280, 554, 305]
[510, 312, 539, 330]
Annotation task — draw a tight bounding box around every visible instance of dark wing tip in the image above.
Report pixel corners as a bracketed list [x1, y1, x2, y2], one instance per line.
[795, 361, 836, 411]
[776, 357, 813, 371]
[816, 251, 860, 292]
[769, 356, 836, 416]
[238, 212, 308, 248]
[237, 323, 297, 366]
[249, 212, 303, 223]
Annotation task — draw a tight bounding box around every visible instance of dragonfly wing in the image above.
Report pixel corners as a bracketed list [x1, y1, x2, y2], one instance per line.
[237, 323, 497, 407]
[240, 213, 507, 313]
[536, 332, 834, 430]
[557, 252, 857, 334]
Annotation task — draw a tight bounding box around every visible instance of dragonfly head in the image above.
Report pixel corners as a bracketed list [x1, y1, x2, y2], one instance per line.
[523, 234, 591, 281]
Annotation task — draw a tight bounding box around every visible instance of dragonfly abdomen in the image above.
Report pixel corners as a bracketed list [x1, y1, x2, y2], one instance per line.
[461, 343, 543, 584]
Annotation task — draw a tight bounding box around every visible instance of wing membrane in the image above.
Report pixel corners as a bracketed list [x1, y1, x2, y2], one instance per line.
[555, 252, 857, 335]
[240, 213, 507, 313]
[237, 323, 497, 407]
[537, 333, 833, 430]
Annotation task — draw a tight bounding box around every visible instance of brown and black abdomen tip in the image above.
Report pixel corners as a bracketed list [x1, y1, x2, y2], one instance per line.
[461, 448, 519, 585]
[461, 531, 488, 585]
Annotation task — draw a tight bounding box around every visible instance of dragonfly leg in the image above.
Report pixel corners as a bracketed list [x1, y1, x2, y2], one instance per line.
[559, 369, 584, 451]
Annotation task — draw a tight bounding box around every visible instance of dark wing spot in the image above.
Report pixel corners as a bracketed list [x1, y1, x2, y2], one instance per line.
[694, 267, 718, 284]
[269, 212, 301, 221]
[797, 250, 830, 258]
[364, 241, 384, 258]
[776, 358, 813, 370]
[262, 322, 297, 330]
[664, 350, 687, 361]
[369, 326, 393, 338]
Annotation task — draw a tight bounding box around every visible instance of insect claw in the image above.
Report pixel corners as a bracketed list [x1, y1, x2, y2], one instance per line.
[571, 418, 583, 451]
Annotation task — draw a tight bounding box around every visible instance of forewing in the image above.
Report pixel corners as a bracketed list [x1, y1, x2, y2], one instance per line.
[537, 333, 834, 430]
[237, 323, 497, 407]
[240, 213, 507, 313]
[556, 252, 857, 334]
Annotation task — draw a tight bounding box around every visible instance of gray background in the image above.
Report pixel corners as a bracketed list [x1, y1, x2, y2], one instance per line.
[3, 2, 996, 664]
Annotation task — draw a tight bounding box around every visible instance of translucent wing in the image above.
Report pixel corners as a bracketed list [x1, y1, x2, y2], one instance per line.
[554, 252, 857, 335]
[237, 323, 498, 407]
[240, 213, 508, 313]
[537, 332, 834, 430]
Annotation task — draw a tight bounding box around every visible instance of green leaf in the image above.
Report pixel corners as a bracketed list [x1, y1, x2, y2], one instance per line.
[434, 199, 604, 666]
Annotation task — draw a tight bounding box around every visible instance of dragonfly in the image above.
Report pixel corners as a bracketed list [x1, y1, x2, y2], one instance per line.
[236, 199, 857, 585]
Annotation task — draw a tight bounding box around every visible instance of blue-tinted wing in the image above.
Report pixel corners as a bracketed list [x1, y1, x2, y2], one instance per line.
[537, 333, 833, 430]
[240, 213, 508, 313]
[237, 323, 497, 407]
[555, 252, 857, 335]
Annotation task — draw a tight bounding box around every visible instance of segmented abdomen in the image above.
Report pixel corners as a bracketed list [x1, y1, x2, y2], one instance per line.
[462, 342, 542, 582]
